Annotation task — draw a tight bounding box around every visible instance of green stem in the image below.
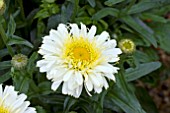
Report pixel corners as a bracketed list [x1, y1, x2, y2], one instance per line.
[18, 0, 25, 20]
[0, 24, 14, 56]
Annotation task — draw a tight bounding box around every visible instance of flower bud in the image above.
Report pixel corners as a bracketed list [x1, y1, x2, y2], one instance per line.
[119, 39, 135, 54]
[11, 54, 28, 70]
[0, 0, 6, 15]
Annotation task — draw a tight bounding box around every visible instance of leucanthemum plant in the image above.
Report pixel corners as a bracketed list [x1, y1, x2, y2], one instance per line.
[37, 23, 122, 98]
[0, 84, 36, 113]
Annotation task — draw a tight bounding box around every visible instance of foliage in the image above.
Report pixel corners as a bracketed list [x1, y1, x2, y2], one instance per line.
[0, 0, 170, 113]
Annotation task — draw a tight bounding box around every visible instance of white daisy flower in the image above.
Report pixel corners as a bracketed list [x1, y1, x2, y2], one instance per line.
[37, 23, 122, 98]
[0, 84, 36, 113]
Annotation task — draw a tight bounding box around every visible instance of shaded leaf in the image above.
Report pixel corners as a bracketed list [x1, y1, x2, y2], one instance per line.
[121, 16, 157, 47]
[105, 0, 125, 6]
[128, 0, 170, 14]
[92, 8, 119, 20]
[7, 35, 33, 48]
[125, 61, 161, 82]
[0, 71, 11, 84]
[0, 61, 11, 70]
[136, 87, 159, 113]
[7, 15, 16, 35]
[87, 0, 96, 7]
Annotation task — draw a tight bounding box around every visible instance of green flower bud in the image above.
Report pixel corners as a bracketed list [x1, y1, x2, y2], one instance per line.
[11, 54, 28, 70]
[119, 39, 136, 54]
[0, 0, 6, 15]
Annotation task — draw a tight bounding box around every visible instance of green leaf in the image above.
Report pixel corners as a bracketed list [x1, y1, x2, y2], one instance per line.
[105, 0, 124, 6]
[75, 17, 92, 25]
[13, 73, 30, 94]
[63, 97, 77, 113]
[136, 87, 159, 113]
[0, 71, 11, 84]
[35, 106, 46, 113]
[140, 13, 167, 23]
[125, 61, 161, 82]
[92, 8, 119, 20]
[7, 15, 16, 35]
[7, 35, 33, 48]
[87, 0, 96, 7]
[128, 0, 170, 14]
[152, 22, 170, 53]
[38, 81, 52, 95]
[0, 61, 11, 70]
[121, 16, 157, 47]
[27, 52, 38, 74]
[108, 73, 146, 113]
[34, 9, 50, 19]
[0, 49, 9, 58]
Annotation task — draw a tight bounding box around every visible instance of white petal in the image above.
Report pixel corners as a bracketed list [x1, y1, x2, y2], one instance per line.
[89, 73, 101, 87]
[68, 77, 78, 90]
[94, 65, 113, 73]
[25, 107, 36, 113]
[96, 31, 109, 44]
[103, 48, 122, 57]
[63, 70, 74, 82]
[0, 84, 2, 98]
[75, 71, 83, 85]
[51, 80, 62, 90]
[103, 77, 109, 89]
[85, 79, 93, 91]
[103, 40, 117, 48]
[70, 23, 80, 37]
[94, 86, 102, 93]
[49, 29, 64, 47]
[74, 85, 83, 98]
[104, 73, 116, 81]
[62, 82, 68, 94]
[57, 24, 69, 39]
[88, 25, 96, 39]
[80, 23, 87, 38]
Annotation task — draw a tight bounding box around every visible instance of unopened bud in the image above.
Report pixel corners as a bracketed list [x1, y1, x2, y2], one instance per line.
[0, 0, 6, 15]
[11, 54, 28, 70]
[119, 39, 135, 54]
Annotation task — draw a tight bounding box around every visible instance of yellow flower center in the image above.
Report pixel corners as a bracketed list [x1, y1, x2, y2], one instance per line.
[63, 37, 101, 71]
[122, 41, 132, 50]
[72, 47, 91, 61]
[119, 39, 135, 54]
[0, 106, 10, 113]
[16, 58, 23, 62]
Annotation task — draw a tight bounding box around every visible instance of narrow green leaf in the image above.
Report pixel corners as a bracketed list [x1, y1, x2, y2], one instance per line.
[0, 49, 9, 58]
[27, 52, 38, 74]
[64, 97, 77, 112]
[7, 15, 16, 35]
[38, 81, 52, 95]
[7, 35, 33, 48]
[121, 16, 157, 47]
[125, 61, 161, 82]
[75, 17, 92, 25]
[0, 61, 11, 70]
[105, 0, 124, 6]
[35, 106, 46, 113]
[19, 77, 30, 93]
[152, 22, 170, 53]
[92, 8, 119, 20]
[0, 71, 11, 84]
[87, 0, 96, 7]
[140, 13, 167, 23]
[108, 73, 146, 113]
[128, 0, 170, 14]
[136, 87, 159, 113]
